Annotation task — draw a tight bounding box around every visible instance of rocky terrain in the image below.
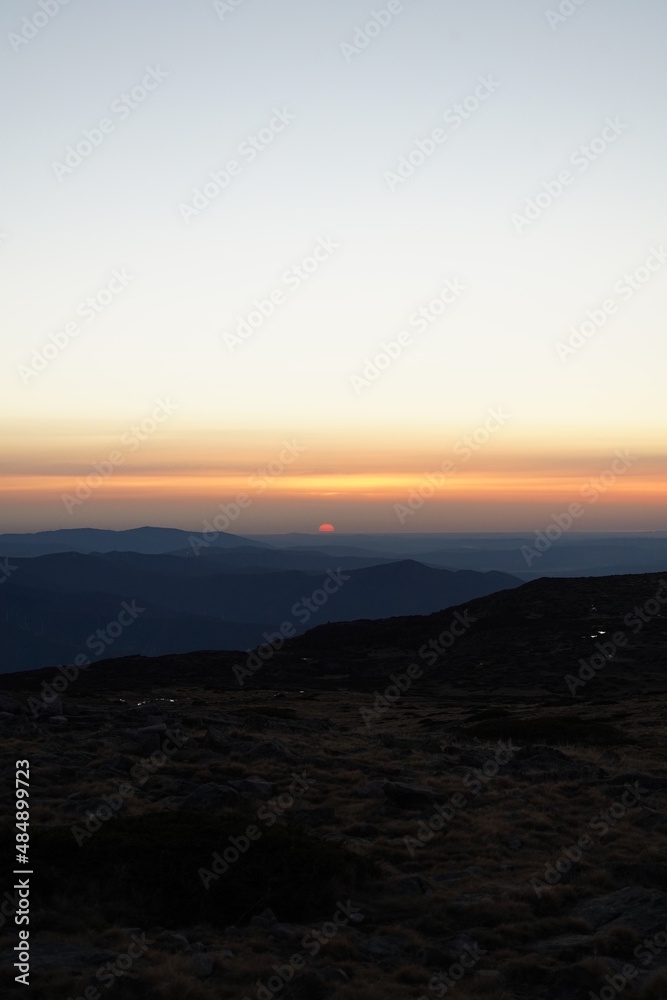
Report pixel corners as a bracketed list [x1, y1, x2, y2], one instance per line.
[1, 572, 667, 999]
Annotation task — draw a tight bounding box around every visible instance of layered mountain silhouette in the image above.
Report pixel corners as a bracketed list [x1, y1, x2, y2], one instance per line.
[0, 525, 269, 557]
[0, 543, 519, 672]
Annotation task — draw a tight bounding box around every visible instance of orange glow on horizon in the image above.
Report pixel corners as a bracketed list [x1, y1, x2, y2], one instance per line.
[0, 469, 663, 507]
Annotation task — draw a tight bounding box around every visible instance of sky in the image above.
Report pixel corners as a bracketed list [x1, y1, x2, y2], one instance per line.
[1, 0, 665, 533]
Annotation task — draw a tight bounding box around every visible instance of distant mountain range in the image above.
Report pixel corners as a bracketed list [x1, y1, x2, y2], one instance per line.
[4, 526, 667, 577]
[3, 570, 666, 704]
[2, 526, 665, 674]
[0, 538, 520, 671]
[0, 525, 268, 557]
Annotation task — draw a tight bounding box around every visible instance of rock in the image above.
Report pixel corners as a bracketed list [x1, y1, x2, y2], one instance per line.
[204, 727, 229, 750]
[530, 933, 597, 959]
[572, 886, 667, 936]
[604, 771, 667, 792]
[134, 723, 167, 734]
[180, 783, 239, 810]
[48, 716, 68, 726]
[294, 806, 337, 827]
[443, 933, 479, 954]
[271, 923, 308, 941]
[228, 778, 275, 799]
[128, 703, 161, 717]
[507, 746, 589, 781]
[416, 945, 456, 965]
[154, 931, 191, 953]
[0, 941, 117, 974]
[382, 780, 444, 808]
[250, 907, 277, 928]
[191, 953, 215, 978]
[100, 754, 134, 774]
[243, 740, 298, 763]
[358, 935, 404, 959]
[395, 875, 432, 896]
[321, 966, 349, 983]
[40, 696, 63, 717]
[355, 781, 385, 797]
[635, 809, 667, 832]
[433, 872, 464, 884]
[0, 694, 21, 714]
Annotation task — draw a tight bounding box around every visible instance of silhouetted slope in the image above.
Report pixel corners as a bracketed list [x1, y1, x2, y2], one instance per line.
[0, 552, 520, 672]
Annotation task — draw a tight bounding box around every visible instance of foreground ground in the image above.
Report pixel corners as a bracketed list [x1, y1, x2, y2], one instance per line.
[1, 572, 667, 999]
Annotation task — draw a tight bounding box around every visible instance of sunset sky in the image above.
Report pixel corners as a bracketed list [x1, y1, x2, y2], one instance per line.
[1, 0, 665, 533]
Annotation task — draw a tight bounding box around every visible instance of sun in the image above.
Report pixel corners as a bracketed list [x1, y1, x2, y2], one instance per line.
[318, 523, 335, 533]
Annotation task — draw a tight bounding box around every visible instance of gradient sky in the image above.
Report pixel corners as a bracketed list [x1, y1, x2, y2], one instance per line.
[1, 0, 665, 533]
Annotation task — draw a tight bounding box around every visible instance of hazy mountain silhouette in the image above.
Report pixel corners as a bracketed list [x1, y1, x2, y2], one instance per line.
[0, 549, 519, 672]
[0, 525, 270, 557]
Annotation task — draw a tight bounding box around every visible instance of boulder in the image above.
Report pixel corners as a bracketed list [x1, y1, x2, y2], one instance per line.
[572, 886, 667, 936]
[228, 778, 275, 799]
[250, 907, 277, 928]
[0, 694, 21, 714]
[382, 780, 444, 808]
[243, 740, 298, 763]
[180, 783, 239, 810]
[191, 953, 215, 978]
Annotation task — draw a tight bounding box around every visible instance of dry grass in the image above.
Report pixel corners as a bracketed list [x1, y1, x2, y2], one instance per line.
[2, 684, 667, 998]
